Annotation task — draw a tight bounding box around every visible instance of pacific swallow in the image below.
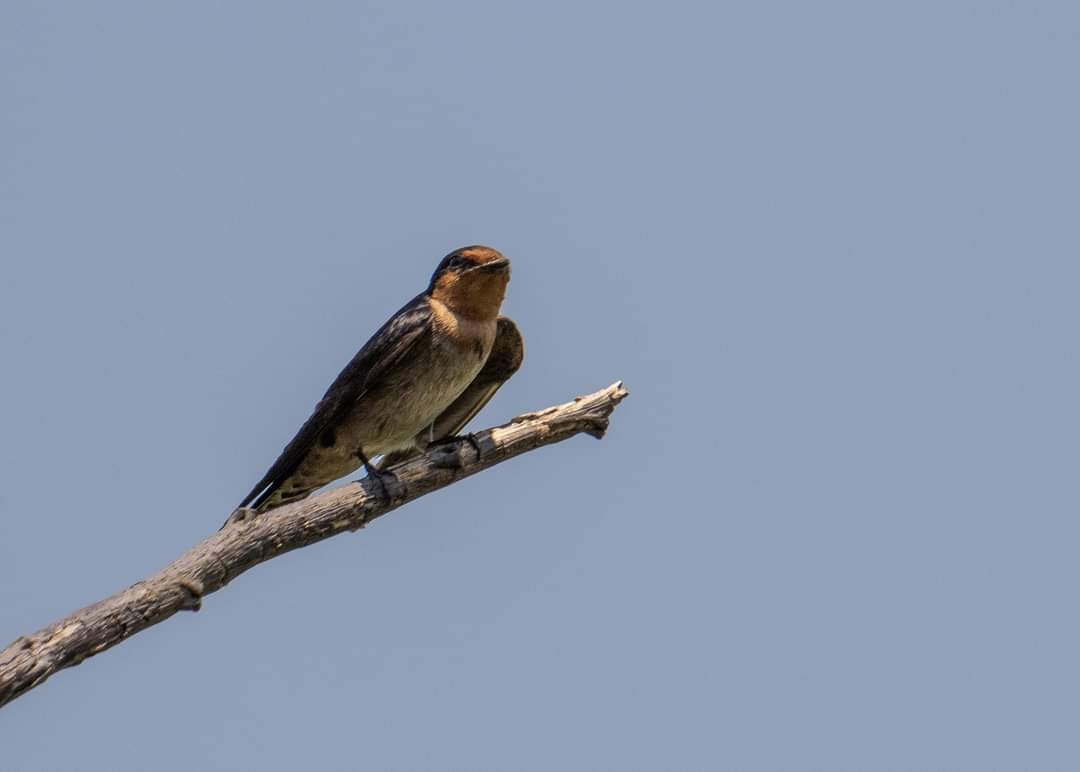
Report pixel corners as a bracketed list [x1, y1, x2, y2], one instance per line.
[231, 246, 523, 520]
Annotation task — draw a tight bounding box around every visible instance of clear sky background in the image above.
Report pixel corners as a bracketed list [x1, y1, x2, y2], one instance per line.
[2, 2, 1078, 770]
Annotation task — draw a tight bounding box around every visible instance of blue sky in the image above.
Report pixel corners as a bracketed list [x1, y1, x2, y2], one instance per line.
[2, 2, 1079, 769]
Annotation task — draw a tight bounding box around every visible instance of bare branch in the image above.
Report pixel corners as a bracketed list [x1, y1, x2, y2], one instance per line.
[0, 382, 629, 709]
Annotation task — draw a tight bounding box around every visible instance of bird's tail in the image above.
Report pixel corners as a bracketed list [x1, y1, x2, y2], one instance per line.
[221, 484, 319, 529]
[253, 486, 317, 513]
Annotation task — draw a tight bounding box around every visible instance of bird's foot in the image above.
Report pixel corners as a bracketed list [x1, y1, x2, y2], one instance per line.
[427, 432, 482, 470]
[358, 463, 399, 501]
[221, 506, 258, 529]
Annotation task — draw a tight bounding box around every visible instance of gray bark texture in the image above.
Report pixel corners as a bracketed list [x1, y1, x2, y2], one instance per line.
[0, 381, 629, 709]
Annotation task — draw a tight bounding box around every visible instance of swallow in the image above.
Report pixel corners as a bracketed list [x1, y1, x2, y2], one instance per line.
[230, 246, 523, 520]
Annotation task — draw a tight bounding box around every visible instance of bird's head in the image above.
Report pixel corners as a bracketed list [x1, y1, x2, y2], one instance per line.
[429, 245, 511, 320]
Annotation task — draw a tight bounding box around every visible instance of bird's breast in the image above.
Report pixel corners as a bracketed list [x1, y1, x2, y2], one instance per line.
[340, 307, 496, 455]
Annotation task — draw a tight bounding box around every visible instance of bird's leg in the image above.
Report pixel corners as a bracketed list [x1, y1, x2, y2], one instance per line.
[355, 447, 398, 500]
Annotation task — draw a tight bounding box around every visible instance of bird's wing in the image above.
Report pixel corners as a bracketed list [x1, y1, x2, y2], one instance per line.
[239, 293, 433, 510]
[378, 315, 524, 470]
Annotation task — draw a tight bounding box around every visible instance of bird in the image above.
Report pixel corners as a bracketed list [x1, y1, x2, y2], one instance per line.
[229, 245, 523, 522]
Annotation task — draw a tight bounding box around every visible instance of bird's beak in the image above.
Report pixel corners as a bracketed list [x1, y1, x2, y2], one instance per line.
[473, 256, 511, 273]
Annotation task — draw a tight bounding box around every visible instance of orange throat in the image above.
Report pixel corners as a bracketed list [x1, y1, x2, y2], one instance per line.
[430, 270, 508, 321]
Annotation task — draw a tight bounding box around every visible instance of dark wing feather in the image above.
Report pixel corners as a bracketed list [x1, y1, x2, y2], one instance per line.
[378, 315, 524, 469]
[239, 293, 433, 509]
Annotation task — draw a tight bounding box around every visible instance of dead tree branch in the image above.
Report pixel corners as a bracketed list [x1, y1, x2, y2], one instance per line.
[0, 381, 629, 709]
